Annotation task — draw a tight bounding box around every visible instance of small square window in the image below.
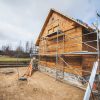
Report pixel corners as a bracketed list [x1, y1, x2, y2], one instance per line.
[52, 17, 54, 21]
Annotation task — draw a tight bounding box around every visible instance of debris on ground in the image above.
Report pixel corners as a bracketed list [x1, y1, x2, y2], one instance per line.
[0, 67, 84, 100]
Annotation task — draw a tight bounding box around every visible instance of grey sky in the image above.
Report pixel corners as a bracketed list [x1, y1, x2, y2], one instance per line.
[0, 0, 100, 49]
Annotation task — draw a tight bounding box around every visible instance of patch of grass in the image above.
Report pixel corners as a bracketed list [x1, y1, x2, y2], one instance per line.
[0, 56, 30, 62]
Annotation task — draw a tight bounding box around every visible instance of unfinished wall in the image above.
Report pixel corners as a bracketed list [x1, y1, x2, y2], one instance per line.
[82, 29, 97, 52]
[82, 55, 97, 76]
[38, 11, 98, 78]
[39, 12, 83, 55]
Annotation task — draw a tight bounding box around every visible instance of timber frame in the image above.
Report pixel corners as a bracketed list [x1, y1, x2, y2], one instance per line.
[35, 9, 100, 95]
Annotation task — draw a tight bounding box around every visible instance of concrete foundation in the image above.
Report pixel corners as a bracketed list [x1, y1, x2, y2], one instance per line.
[38, 65, 85, 87]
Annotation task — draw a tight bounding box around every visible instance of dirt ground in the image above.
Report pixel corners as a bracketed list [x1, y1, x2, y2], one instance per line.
[0, 67, 84, 100]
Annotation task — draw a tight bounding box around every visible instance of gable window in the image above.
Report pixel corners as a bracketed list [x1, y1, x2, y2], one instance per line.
[51, 17, 54, 21]
[48, 28, 53, 34]
[53, 25, 59, 32]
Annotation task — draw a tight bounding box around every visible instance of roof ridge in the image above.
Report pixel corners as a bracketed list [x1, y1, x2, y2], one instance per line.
[51, 8, 94, 30]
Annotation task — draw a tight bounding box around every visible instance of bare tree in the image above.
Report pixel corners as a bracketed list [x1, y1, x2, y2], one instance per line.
[29, 41, 33, 54]
[25, 41, 30, 53]
[2, 45, 11, 52]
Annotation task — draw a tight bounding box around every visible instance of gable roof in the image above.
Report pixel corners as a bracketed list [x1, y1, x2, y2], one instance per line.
[36, 9, 94, 46]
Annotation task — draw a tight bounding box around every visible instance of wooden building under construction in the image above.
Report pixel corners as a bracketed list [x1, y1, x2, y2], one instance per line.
[36, 9, 99, 83]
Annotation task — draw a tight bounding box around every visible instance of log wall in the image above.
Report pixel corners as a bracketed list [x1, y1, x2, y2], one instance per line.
[39, 12, 83, 55]
[38, 12, 98, 76]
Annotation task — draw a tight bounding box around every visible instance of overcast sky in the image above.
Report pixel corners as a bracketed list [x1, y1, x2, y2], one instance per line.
[0, 0, 100, 50]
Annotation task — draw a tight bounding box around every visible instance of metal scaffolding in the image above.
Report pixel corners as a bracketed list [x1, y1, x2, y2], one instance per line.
[37, 21, 100, 99]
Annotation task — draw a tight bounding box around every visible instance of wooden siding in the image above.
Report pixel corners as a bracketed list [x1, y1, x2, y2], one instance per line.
[39, 12, 83, 55]
[38, 11, 97, 76]
[82, 29, 97, 52]
[82, 55, 97, 76]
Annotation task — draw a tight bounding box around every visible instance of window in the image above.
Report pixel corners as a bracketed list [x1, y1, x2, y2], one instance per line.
[53, 26, 58, 32]
[48, 28, 53, 34]
[52, 17, 54, 21]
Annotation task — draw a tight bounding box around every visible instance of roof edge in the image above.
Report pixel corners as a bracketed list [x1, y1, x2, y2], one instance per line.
[35, 9, 94, 46]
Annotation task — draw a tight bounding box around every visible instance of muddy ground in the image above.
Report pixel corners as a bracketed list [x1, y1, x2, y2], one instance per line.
[0, 67, 84, 100]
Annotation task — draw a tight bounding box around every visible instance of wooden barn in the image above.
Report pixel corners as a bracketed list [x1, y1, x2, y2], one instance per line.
[36, 9, 99, 82]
